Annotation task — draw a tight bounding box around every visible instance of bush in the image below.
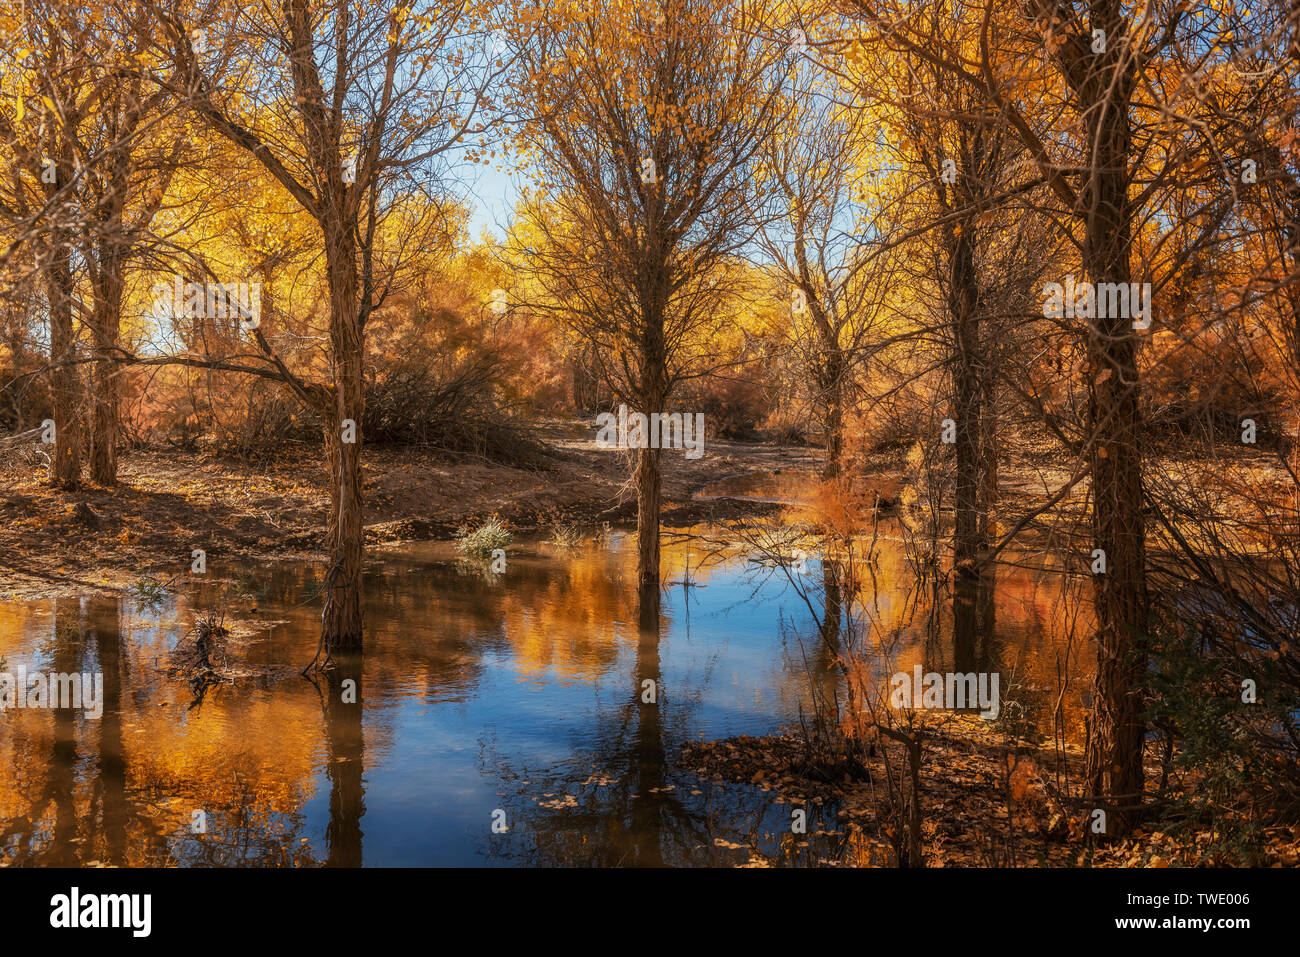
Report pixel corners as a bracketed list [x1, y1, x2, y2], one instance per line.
[1143, 325, 1282, 447]
[678, 372, 771, 440]
[137, 298, 552, 467]
[0, 358, 51, 433]
[548, 522, 582, 547]
[455, 516, 512, 561]
[364, 305, 549, 467]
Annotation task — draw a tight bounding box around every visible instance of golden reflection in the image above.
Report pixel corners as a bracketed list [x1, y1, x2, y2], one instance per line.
[0, 480, 1095, 866]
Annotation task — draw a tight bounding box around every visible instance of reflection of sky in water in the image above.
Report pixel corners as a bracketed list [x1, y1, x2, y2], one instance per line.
[0, 505, 1091, 866]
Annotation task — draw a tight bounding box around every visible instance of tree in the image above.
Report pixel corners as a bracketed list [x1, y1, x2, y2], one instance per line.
[755, 64, 889, 479]
[846, 0, 1169, 834]
[0, 6, 94, 488]
[140, 0, 497, 653]
[509, 0, 788, 602]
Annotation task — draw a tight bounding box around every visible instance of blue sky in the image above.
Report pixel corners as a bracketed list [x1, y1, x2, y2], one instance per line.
[461, 156, 528, 241]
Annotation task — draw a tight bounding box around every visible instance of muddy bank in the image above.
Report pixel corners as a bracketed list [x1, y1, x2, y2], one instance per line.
[0, 420, 822, 600]
[2, 416, 1285, 601]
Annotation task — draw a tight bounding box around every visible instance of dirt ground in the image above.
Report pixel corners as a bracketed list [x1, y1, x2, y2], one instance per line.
[0, 420, 824, 600]
[1, 418, 1288, 601]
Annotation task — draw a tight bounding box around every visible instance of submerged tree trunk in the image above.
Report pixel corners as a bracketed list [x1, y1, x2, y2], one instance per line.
[934, 117, 999, 579]
[1082, 265, 1149, 834]
[953, 563, 997, 677]
[635, 445, 662, 595]
[820, 552, 843, 650]
[634, 300, 668, 596]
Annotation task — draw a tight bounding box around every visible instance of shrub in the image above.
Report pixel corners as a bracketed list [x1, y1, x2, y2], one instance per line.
[678, 372, 771, 440]
[455, 516, 512, 561]
[364, 305, 550, 467]
[548, 522, 582, 547]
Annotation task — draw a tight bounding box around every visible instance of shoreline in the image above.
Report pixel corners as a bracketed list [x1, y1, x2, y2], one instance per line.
[0, 422, 822, 601]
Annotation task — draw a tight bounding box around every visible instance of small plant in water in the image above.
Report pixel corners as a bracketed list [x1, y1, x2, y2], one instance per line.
[176, 608, 233, 709]
[129, 575, 170, 608]
[455, 516, 512, 561]
[548, 522, 583, 548]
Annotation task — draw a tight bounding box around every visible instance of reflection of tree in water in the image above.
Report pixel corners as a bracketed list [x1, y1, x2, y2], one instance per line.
[0, 520, 1078, 867]
[320, 655, 365, 867]
[111, 597, 320, 867]
[91, 600, 129, 865]
[629, 583, 666, 865]
[172, 785, 318, 867]
[1, 600, 156, 864]
[476, 583, 844, 867]
[0, 596, 323, 866]
[362, 552, 629, 695]
[46, 598, 80, 863]
[475, 594, 700, 866]
[952, 565, 998, 680]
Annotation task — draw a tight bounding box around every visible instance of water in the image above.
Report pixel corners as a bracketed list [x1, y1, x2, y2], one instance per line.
[0, 471, 1092, 866]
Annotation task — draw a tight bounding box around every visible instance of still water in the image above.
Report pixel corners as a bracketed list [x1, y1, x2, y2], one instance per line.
[0, 472, 1091, 866]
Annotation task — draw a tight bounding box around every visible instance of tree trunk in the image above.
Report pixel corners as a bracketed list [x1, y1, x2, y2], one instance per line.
[635, 444, 662, 594]
[1278, 3, 1300, 528]
[321, 220, 365, 654]
[820, 553, 843, 650]
[1079, 5, 1148, 834]
[89, 270, 123, 485]
[820, 352, 845, 480]
[949, 218, 984, 575]
[46, 241, 82, 490]
[634, 297, 668, 595]
[979, 359, 999, 546]
[953, 562, 997, 676]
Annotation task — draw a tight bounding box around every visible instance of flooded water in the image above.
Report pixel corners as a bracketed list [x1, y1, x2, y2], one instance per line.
[0, 471, 1094, 866]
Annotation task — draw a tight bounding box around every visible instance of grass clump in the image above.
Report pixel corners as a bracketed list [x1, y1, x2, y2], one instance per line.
[548, 522, 583, 548]
[455, 516, 512, 561]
